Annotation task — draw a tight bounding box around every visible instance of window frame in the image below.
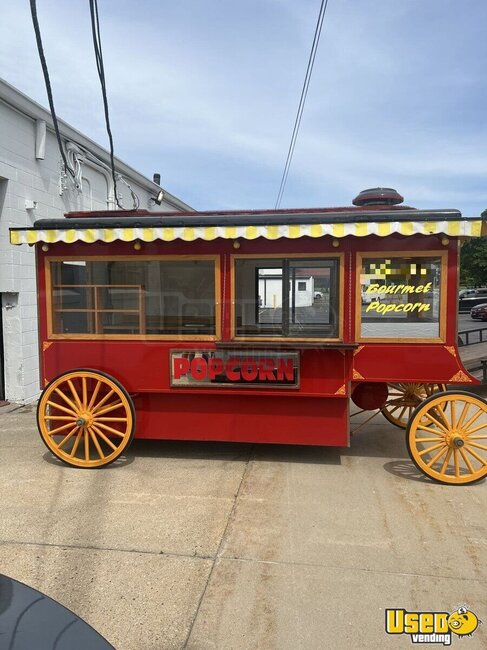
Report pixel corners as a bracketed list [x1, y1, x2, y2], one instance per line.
[45, 255, 221, 341]
[355, 250, 448, 343]
[231, 253, 344, 342]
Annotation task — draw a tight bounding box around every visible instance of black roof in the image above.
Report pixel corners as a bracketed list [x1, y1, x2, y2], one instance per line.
[20, 208, 468, 231]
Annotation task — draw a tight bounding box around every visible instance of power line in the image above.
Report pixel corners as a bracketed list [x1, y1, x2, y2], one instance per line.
[89, 0, 124, 209]
[29, 0, 78, 188]
[275, 0, 330, 209]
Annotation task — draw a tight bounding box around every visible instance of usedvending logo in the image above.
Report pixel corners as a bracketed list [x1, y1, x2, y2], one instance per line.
[385, 607, 481, 645]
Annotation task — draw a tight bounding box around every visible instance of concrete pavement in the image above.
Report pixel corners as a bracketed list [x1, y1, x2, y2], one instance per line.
[459, 341, 487, 376]
[0, 403, 486, 649]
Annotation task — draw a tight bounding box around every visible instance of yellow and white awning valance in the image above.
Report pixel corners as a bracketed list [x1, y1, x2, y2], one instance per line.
[9, 219, 483, 246]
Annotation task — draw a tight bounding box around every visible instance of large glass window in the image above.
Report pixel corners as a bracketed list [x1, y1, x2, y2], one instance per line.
[359, 255, 443, 339]
[234, 257, 339, 338]
[50, 258, 217, 336]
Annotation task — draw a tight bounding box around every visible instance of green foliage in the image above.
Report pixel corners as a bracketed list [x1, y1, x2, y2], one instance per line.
[460, 237, 487, 287]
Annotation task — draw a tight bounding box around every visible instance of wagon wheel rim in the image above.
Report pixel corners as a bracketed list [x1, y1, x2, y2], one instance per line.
[381, 383, 446, 429]
[407, 392, 487, 484]
[38, 370, 134, 468]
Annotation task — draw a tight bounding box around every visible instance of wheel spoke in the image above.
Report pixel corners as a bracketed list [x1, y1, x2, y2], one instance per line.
[459, 448, 475, 474]
[414, 437, 442, 443]
[48, 421, 78, 436]
[82, 377, 87, 408]
[94, 422, 126, 437]
[67, 380, 83, 409]
[47, 400, 77, 417]
[93, 401, 124, 417]
[451, 399, 456, 429]
[467, 442, 487, 451]
[69, 430, 83, 458]
[463, 407, 484, 432]
[464, 447, 487, 466]
[53, 388, 79, 414]
[397, 406, 407, 423]
[95, 417, 128, 423]
[84, 429, 90, 461]
[88, 427, 105, 459]
[57, 426, 78, 449]
[90, 424, 118, 451]
[416, 424, 444, 436]
[387, 405, 402, 415]
[44, 415, 76, 421]
[464, 424, 487, 437]
[440, 448, 453, 474]
[426, 445, 448, 467]
[456, 402, 470, 429]
[87, 380, 102, 411]
[467, 434, 487, 439]
[418, 442, 446, 457]
[92, 389, 115, 413]
[423, 411, 449, 433]
[432, 402, 451, 430]
[454, 449, 460, 477]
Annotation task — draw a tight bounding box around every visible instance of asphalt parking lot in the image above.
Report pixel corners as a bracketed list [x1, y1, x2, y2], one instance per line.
[0, 403, 486, 649]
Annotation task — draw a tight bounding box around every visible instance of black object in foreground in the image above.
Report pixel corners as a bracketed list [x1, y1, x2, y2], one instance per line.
[0, 574, 114, 649]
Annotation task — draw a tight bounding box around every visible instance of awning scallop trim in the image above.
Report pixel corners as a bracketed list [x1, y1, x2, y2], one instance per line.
[9, 219, 483, 245]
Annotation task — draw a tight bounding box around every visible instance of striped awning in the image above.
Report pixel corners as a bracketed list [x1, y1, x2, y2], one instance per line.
[9, 219, 483, 245]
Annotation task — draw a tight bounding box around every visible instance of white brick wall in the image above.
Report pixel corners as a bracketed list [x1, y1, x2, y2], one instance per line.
[0, 80, 191, 404]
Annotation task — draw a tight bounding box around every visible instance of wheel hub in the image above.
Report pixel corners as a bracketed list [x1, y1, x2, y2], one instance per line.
[75, 412, 93, 428]
[447, 431, 465, 448]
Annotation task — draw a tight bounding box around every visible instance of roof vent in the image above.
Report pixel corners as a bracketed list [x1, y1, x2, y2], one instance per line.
[352, 187, 404, 207]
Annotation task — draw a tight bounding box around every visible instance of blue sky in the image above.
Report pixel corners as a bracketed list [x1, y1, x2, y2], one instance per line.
[1, 0, 487, 214]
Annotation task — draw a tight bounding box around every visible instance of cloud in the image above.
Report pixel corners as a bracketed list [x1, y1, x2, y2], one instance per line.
[1, 0, 486, 214]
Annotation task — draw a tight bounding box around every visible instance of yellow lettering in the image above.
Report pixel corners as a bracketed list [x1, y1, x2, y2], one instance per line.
[366, 284, 379, 294]
[423, 282, 432, 293]
[395, 304, 404, 312]
[421, 613, 434, 633]
[386, 609, 404, 634]
[415, 285, 424, 293]
[366, 301, 379, 312]
[435, 613, 449, 633]
[405, 612, 419, 634]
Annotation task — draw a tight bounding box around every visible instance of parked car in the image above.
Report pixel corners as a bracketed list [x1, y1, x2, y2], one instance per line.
[459, 288, 480, 299]
[470, 303, 487, 321]
[459, 288, 487, 312]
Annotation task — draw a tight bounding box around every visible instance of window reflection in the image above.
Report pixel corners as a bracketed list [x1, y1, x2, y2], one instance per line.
[51, 259, 216, 336]
[235, 257, 339, 338]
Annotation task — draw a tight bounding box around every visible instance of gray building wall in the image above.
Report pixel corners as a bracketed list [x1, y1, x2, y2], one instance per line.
[0, 78, 192, 403]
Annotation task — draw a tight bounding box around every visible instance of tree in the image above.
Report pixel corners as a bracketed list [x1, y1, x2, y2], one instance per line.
[460, 236, 487, 287]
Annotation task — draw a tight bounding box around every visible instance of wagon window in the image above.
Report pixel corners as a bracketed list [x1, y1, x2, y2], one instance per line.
[234, 257, 339, 338]
[359, 256, 442, 339]
[50, 259, 217, 337]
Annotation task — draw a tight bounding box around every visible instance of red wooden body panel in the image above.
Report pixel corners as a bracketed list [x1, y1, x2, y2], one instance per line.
[41, 342, 352, 397]
[35, 232, 476, 447]
[352, 345, 475, 384]
[132, 393, 349, 446]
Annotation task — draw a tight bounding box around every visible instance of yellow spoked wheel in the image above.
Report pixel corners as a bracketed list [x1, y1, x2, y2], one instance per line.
[37, 369, 135, 468]
[381, 383, 446, 429]
[406, 391, 487, 485]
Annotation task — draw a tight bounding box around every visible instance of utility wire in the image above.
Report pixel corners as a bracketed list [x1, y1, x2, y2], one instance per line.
[29, 0, 79, 188]
[275, 0, 330, 209]
[89, 0, 124, 209]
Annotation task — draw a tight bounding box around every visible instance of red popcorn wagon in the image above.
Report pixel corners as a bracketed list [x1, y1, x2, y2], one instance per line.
[10, 187, 487, 484]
